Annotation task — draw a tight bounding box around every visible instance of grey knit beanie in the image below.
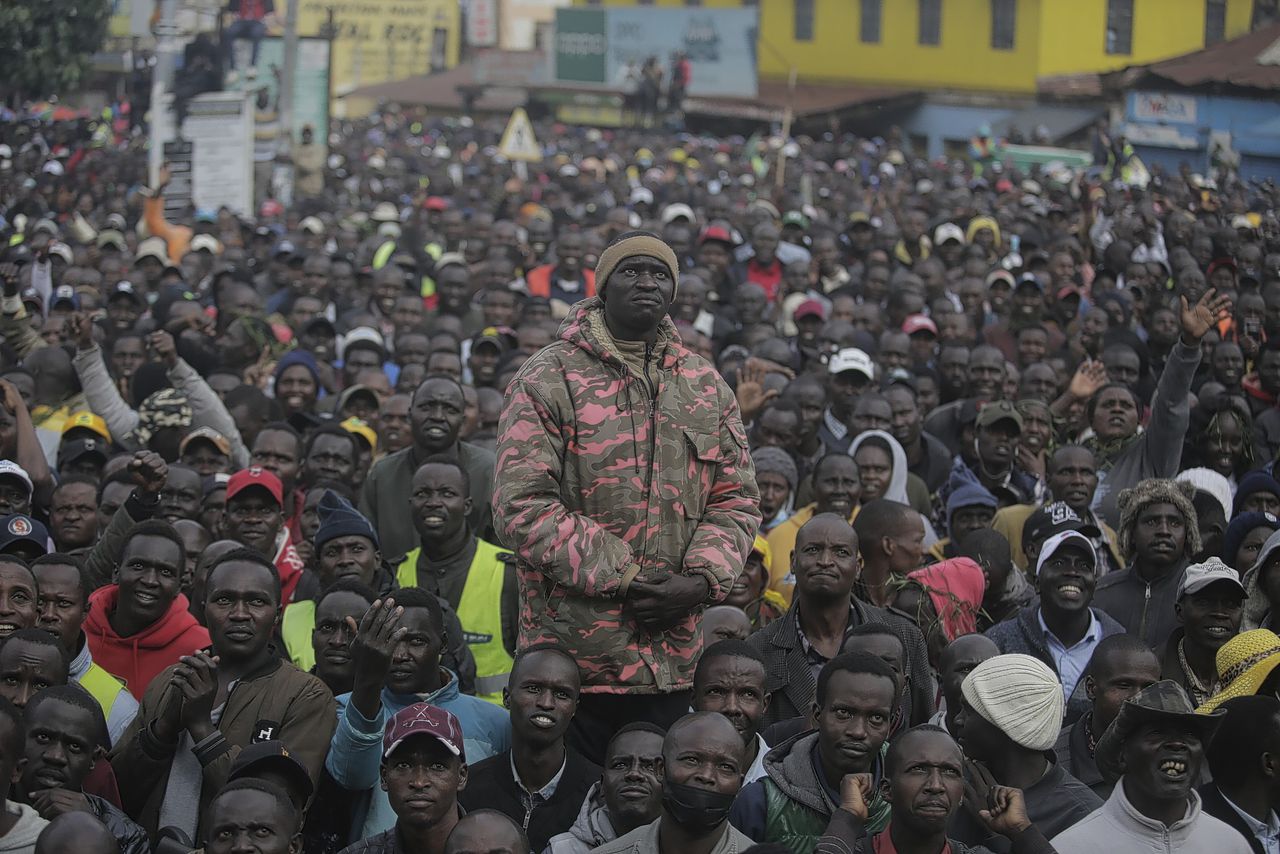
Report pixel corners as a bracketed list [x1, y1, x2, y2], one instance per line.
[752, 447, 798, 493]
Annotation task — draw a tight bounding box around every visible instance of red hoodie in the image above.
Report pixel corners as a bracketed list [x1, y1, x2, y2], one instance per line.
[84, 585, 212, 700]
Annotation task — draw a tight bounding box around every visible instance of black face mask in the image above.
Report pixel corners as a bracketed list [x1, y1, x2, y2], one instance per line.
[662, 778, 736, 834]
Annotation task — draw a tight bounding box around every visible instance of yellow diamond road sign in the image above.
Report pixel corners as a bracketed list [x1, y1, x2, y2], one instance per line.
[498, 108, 542, 163]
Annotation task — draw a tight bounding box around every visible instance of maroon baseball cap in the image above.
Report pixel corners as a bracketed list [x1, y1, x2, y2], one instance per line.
[383, 702, 466, 762]
[225, 467, 284, 506]
[794, 299, 827, 322]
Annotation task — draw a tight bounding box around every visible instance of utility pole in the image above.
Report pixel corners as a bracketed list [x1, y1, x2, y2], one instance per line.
[280, 0, 300, 149]
[148, 0, 184, 185]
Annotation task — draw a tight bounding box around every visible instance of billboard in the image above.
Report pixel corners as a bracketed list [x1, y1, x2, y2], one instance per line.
[554, 7, 758, 98]
[296, 0, 460, 95]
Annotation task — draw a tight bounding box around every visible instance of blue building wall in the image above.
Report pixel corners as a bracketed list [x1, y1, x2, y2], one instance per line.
[1122, 88, 1280, 181]
[896, 103, 1020, 160]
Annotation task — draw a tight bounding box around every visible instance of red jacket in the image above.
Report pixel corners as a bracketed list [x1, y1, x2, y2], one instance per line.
[85, 586, 211, 700]
[525, 264, 596, 301]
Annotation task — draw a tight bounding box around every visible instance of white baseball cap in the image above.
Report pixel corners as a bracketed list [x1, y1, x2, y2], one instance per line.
[0, 462, 33, 498]
[1178, 557, 1246, 599]
[1035, 529, 1096, 578]
[933, 223, 965, 245]
[827, 348, 875, 380]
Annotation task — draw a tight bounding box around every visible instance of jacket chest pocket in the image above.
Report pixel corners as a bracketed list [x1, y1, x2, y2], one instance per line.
[675, 428, 721, 520]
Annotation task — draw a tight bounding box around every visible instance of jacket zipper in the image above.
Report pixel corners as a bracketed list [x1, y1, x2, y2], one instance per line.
[638, 344, 658, 573]
[1140, 581, 1152, 642]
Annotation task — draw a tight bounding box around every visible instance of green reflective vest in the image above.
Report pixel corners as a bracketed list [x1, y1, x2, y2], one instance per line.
[397, 539, 513, 704]
[281, 599, 317, 672]
[78, 662, 126, 724]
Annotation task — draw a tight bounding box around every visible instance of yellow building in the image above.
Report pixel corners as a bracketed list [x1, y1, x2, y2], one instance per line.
[579, 0, 1255, 93]
[297, 0, 461, 96]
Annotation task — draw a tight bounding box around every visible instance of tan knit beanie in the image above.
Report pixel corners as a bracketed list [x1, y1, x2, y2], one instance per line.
[595, 231, 680, 299]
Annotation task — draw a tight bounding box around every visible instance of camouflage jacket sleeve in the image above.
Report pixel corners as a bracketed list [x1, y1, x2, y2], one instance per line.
[681, 387, 760, 603]
[493, 375, 635, 599]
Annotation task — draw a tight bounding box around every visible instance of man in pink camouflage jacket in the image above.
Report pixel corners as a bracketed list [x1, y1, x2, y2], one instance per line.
[493, 231, 761, 764]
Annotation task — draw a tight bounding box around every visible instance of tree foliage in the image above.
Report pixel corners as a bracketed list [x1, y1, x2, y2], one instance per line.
[0, 0, 112, 101]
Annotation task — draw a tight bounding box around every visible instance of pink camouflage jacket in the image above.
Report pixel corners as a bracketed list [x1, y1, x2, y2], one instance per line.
[493, 297, 761, 694]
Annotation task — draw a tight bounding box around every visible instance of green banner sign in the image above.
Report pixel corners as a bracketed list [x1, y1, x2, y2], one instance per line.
[555, 8, 607, 85]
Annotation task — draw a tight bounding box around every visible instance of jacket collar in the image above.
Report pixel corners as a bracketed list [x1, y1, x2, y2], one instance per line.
[1110, 777, 1202, 837]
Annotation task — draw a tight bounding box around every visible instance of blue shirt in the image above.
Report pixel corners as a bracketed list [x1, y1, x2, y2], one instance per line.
[325, 669, 511, 839]
[1038, 608, 1102, 704]
[1223, 789, 1280, 854]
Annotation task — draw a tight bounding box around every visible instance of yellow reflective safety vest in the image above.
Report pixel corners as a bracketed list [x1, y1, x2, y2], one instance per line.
[397, 539, 513, 704]
[78, 661, 127, 724]
[282, 599, 317, 672]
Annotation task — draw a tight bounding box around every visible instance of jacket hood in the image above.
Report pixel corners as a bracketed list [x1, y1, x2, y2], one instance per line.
[556, 297, 682, 371]
[85, 585, 205, 649]
[761, 731, 835, 816]
[0, 802, 46, 851]
[565, 781, 616, 850]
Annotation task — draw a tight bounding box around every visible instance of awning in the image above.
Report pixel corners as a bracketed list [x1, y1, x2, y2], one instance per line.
[988, 104, 1104, 144]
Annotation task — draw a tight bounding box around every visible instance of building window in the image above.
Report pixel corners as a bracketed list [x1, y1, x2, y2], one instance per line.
[919, 0, 942, 45]
[1106, 0, 1133, 54]
[794, 0, 814, 41]
[991, 0, 1016, 49]
[861, 0, 882, 43]
[1205, 0, 1227, 44]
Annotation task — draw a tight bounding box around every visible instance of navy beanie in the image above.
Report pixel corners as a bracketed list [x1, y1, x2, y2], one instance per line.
[1223, 511, 1280, 571]
[314, 489, 379, 553]
[1233, 470, 1280, 517]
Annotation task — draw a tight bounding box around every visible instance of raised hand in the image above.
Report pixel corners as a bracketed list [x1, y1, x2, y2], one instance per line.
[977, 783, 1033, 837]
[1067, 359, 1108, 401]
[67, 311, 96, 351]
[1180, 287, 1233, 343]
[349, 598, 407, 680]
[129, 450, 169, 496]
[734, 357, 781, 423]
[147, 329, 179, 368]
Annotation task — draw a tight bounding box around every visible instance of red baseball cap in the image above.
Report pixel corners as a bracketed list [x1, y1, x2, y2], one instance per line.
[383, 702, 466, 762]
[902, 314, 938, 337]
[225, 467, 284, 506]
[794, 299, 827, 322]
[698, 224, 735, 247]
[423, 196, 449, 212]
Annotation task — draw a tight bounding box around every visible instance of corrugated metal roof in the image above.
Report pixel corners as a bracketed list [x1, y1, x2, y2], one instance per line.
[1137, 22, 1280, 91]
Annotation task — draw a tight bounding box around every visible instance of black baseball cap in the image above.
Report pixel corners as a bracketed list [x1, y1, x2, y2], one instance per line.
[227, 740, 315, 803]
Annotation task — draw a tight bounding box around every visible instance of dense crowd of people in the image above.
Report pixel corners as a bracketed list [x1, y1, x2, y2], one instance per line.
[0, 107, 1277, 854]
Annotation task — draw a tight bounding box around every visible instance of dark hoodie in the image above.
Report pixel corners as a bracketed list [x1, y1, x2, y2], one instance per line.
[730, 730, 890, 850]
[84, 585, 211, 700]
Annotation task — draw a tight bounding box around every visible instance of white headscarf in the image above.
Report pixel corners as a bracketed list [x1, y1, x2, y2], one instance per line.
[848, 429, 940, 546]
[848, 429, 911, 504]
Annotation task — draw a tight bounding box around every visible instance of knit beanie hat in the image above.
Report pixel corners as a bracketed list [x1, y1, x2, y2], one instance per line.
[752, 447, 799, 493]
[1234, 470, 1280, 517]
[314, 489, 379, 553]
[595, 231, 680, 298]
[1225, 511, 1280, 573]
[274, 349, 321, 388]
[961, 654, 1064, 751]
[1175, 467, 1232, 523]
[947, 480, 998, 533]
[1117, 479, 1201, 561]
